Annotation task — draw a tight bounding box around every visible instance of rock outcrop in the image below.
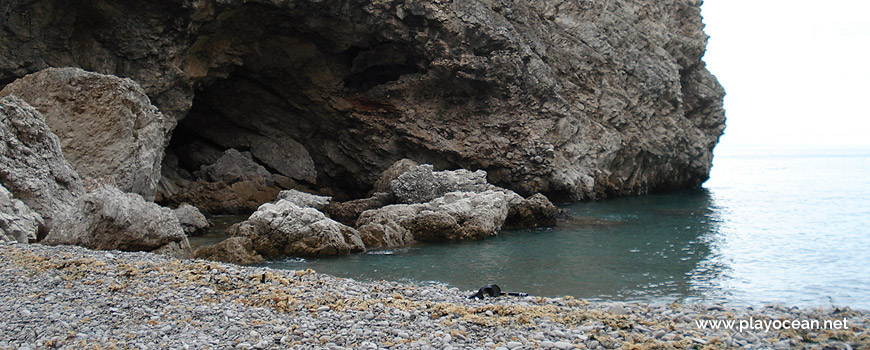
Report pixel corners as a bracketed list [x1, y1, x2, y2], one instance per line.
[43, 185, 190, 256]
[0, 96, 85, 234]
[357, 190, 510, 247]
[0, 0, 725, 202]
[228, 200, 365, 257]
[0, 183, 45, 243]
[172, 203, 210, 236]
[0, 68, 174, 201]
[275, 189, 331, 211]
[194, 237, 264, 265]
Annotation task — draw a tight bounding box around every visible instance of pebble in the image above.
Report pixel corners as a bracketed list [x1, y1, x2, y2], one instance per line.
[0, 244, 866, 350]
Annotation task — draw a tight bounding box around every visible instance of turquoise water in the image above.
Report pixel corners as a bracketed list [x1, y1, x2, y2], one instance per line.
[261, 146, 870, 308]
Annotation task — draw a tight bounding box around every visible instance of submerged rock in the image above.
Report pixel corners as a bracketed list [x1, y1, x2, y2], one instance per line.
[228, 200, 365, 258]
[0, 68, 174, 201]
[0, 96, 85, 235]
[194, 237, 264, 265]
[172, 203, 210, 236]
[43, 185, 189, 255]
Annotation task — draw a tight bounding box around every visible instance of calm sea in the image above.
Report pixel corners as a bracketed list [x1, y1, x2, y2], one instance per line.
[262, 145, 870, 309]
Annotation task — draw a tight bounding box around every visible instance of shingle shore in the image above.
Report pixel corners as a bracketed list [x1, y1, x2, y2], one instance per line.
[1, 243, 867, 349]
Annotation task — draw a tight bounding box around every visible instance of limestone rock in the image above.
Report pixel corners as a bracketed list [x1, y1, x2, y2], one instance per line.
[503, 193, 559, 230]
[275, 189, 331, 211]
[173, 203, 210, 236]
[0, 183, 45, 243]
[0, 0, 725, 200]
[43, 185, 189, 255]
[389, 164, 442, 204]
[153, 238, 194, 259]
[0, 68, 174, 201]
[250, 137, 317, 184]
[202, 149, 271, 184]
[194, 237, 265, 265]
[326, 192, 393, 226]
[228, 200, 365, 257]
[158, 179, 281, 215]
[0, 96, 85, 234]
[372, 159, 419, 194]
[356, 190, 510, 247]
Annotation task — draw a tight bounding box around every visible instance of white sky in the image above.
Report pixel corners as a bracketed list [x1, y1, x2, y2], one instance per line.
[701, 1, 870, 146]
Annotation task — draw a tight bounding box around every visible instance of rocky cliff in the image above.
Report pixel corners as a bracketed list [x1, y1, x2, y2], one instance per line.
[0, 0, 725, 202]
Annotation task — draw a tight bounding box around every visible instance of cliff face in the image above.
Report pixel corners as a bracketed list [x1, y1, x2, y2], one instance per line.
[0, 0, 725, 201]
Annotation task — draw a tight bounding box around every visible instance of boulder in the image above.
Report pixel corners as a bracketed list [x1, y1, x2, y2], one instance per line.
[275, 189, 331, 211]
[201, 149, 272, 184]
[172, 203, 210, 236]
[356, 190, 510, 247]
[0, 183, 45, 243]
[43, 185, 190, 256]
[227, 199, 365, 257]
[0, 96, 85, 235]
[326, 192, 393, 226]
[153, 238, 194, 259]
[0, 68, 174, 201]
[503, 193, 559, 230]
[157, 179, 281, 215]
[250, 137, 317, 184]
[175, 140, 224, 171]
[388, 164, 492, 204]
[194, 237, 265, 265]
[372, 159, 419, 194]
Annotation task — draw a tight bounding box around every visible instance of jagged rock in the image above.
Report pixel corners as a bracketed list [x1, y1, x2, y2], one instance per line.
[227, 200, 365, 257]
[0, 68, 174, 201]
[504, 193, 559, 230]
[194, 237, 265, 265]
[275, 189, 331, 211]
[202, 149, 272, 184]
[389, 164, 442, 204]
[326, 192, 393, 227]
[0, 183, 45, 243]
[173, 203, 210, 236]
[356, 190, 510, 247]
[43, 185, 189, 255]
[0, 0, 725, 201]
[0, 96, 85, 235]
[372, 159, 419, 194]
[153, 238, 194, 259]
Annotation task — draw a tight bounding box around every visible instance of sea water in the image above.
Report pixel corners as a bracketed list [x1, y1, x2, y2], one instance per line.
[262, 145, 870, 308]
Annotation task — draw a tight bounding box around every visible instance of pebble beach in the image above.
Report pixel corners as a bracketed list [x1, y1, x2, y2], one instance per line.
[1, 243, 867, 350]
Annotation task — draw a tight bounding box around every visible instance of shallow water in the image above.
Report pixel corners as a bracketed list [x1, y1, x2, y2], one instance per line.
[260, 146, 870, 309]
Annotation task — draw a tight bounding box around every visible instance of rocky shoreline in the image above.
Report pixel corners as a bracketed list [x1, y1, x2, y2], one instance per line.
[2, 243, 867, 349]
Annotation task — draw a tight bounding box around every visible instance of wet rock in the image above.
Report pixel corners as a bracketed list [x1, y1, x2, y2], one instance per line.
[503, 193, 558, 230]
[194, 237, 264, 265]
[0, 68, 173, 201]
[202, 149, 271, 184]
[0, 96, 85, 234]
[275, 189, 331, 211]
[43, 185, 189, 255]
[0, 183, 45, 243]
[228, 200, 365, 257]
[356, 190, 510, 247]
[172, 203, 210, 236]
[326, 192, 393, 226]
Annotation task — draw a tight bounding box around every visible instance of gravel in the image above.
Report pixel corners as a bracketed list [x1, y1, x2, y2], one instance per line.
[1, 243, 867, 349]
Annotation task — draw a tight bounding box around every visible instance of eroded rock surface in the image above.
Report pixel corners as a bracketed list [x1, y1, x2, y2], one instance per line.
[275, 189, 331, 211]
[0, 96, 85, 234]
[43, 185, 190, 256]
[228, 200, 365, 257]
[357, 190, 510, 247]
[0, 68, 174, 201]
[0, 183, 45, 243]
[194, 237, 264, 265]
[0, 0, 725, 202]
[172, 203, 210, 236]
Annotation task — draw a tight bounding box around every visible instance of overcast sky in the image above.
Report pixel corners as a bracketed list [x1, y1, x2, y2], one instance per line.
[700, 1, 870, 146]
